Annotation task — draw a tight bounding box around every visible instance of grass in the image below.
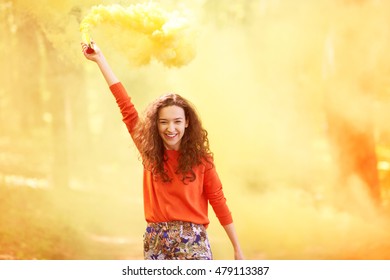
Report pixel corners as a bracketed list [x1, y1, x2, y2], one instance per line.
[0, 184, 144, 260]
[0, 186, 84, 259]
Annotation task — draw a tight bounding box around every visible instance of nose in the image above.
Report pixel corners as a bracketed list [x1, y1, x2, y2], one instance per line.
[167, 122, 175, 132]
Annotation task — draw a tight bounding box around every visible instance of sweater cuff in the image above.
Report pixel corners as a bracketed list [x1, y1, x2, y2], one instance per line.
[109, 82, 125, 95]
[218, 214, 233, 226]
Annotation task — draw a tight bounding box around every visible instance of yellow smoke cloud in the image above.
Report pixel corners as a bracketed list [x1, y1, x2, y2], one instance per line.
[80, 3, 196, 67]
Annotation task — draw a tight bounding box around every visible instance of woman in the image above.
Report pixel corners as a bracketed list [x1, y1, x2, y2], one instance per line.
[81, 42, 244, 260]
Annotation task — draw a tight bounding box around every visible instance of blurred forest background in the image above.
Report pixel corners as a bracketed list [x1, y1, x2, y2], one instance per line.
[1, 0, 390, 260]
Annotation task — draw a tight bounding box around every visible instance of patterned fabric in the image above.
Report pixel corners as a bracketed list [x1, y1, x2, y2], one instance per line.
[143, 221, 213, 260]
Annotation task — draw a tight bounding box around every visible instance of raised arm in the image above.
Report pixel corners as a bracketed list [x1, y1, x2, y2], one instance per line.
[81, 42, 119, 87]
[81, 42, 140, 143]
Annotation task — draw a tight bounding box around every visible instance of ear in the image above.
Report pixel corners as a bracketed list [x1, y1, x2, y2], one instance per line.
[185, 119, 189, 128]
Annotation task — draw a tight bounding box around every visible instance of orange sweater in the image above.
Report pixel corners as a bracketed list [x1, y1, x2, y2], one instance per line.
[109, 82, 233, 227]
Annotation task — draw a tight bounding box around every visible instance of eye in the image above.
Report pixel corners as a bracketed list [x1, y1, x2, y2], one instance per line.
[175, 120, 182, 124]
[159, 121, 167, 125]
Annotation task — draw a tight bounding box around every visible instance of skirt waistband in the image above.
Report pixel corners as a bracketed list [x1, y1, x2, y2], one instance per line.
[146, 221, 204, 230]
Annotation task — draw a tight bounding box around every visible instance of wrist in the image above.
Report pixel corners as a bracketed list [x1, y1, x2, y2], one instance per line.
[94, 53, 106, 64]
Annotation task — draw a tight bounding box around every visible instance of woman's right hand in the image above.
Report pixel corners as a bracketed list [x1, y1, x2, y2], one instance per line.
[80, 41, 119, 86]
[81, 41, 102, 62]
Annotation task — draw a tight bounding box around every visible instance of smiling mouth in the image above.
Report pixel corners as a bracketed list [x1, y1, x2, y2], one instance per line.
[165, 133, 178, 139]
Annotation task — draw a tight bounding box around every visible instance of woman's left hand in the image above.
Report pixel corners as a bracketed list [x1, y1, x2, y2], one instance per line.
[234, 248, 245, 260]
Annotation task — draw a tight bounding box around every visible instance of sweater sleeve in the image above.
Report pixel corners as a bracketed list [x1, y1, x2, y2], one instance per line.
[109, 82, 140, 141]
[204, 163, 233, 226]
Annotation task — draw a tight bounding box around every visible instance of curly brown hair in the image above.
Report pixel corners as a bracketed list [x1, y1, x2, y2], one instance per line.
[134, 93, 213, 183]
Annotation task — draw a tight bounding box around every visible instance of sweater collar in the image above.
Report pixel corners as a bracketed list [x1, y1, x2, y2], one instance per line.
[165, 149, 180, 159]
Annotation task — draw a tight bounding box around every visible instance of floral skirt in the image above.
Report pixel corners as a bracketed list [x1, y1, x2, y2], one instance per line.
[143, 221, 213, 260]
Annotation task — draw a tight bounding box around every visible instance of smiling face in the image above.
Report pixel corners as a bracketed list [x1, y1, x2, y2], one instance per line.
[157, 105, 189, 151]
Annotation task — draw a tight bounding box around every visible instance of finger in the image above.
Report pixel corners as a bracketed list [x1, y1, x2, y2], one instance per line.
[82, 47, 89, 54]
